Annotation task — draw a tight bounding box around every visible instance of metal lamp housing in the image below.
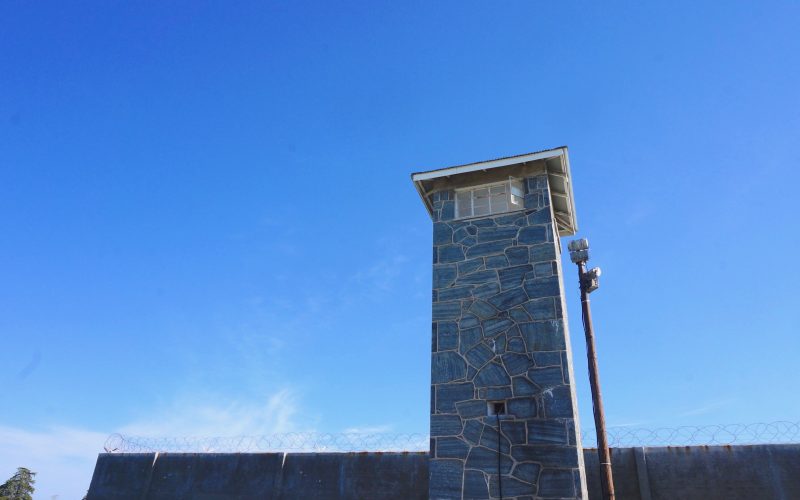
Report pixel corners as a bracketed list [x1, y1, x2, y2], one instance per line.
[569, 249, 589, 264]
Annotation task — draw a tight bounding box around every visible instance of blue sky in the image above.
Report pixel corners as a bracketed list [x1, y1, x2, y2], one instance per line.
[2, 1, 799, 497]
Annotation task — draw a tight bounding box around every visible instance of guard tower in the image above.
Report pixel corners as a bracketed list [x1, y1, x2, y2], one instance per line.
[412, 147, 587, 499]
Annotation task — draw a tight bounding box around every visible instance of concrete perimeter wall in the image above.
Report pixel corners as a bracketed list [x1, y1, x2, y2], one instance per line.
[87, 452, 428, 500]
[88, 444, 800, 499]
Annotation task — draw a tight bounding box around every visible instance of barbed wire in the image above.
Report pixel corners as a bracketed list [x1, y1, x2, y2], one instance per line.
[104, 421, 800, 453]
[104, 432, 430, 453]
[581, 421, 800, 448]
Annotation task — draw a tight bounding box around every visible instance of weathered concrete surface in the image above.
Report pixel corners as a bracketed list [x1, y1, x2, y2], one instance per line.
[88, 445, 800, 499]
[87, 452, 428, 500]
[584, 444, 800, 500]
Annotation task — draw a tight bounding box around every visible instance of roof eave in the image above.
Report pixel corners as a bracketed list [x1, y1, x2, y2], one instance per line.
[411, 147, 578, 237]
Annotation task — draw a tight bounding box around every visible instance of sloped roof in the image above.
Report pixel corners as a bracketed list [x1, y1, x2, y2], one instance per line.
[410, 146, 578, 236]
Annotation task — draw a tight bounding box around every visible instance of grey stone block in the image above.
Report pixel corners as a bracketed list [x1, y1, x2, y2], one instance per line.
[477, 225, 519, 243]
[438, 244, 465, 263]
[453, 226, 469, 243]
[457, 269, 497, 285]
[463, 470, 489, 499]
[501, 421, 527, 445]
[472, 218, 496, 227]
[509, 307, 532, 323]
[438, 285, 474, 302]
[502, 352, 531, 376]
[511, 446, 579, 468]
[465, 446, 513, 474]
[528, 367, 564, 389]
[534, 261, 554, 278]
[538, 468, 575, 498]
[505, 246, 529, 265]
[462, 419, 483, 445]
[431, 415, 462, 436]
[480, 386, 512, 400]
[498, 264, 533, 290]
[433, 222, 453, 245]
[508, 337, 526, 354]
[520, 321, 566, 351]
[466, 239, 514, 258]
[527, 420, 568, 445]
[436, 437, 470, 459]
[458, 257, 484, 275]
[483, 318, 514, 337]
[507, 398, 538, 418]
[433, 265, 457, 289]
[466, 343, 495, 368]
[436, 382, 475, 413]
[441, 201, 455, 220]
[432, 352, 467, 384]
[527, 207, 552, 225]
[459, 314, 480, 329]
[488, 287, 528, 310]
[473, 281, 501, 299]
[457, 400, 489, 418]
[485, 254, 509, 269]
[512, 376, 537, 397]
[480, 424, 511, 454]
[437, 322, 459, 351]
[523, 276, 560, 299]
[429, 459, 462, 498]
[523, 297, 556, 320]
[518, 225, 547, 245]
[432, 301, 461, 320]
[524, 193, 542, 209]
[513, 462, 542, 484]
[474, 363, 511, 387]
[490, 475, 535, 497]
[542, 386, 574, 418]
[529, 243, 557, 263]
[459, 327, 482, 354]
[533, 351, 563, 367]
[494, 212, 523, 226]
[469, 300, 496, 319]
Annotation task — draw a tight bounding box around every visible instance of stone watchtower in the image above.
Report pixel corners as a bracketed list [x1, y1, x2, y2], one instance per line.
[412, 147, 587, 499]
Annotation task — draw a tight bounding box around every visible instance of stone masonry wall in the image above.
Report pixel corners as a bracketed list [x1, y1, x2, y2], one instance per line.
[429, 174, 586, 500]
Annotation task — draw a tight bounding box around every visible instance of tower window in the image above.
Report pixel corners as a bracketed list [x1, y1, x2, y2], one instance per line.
[488, 401, 507, 416]
[455, 179, 524, 219]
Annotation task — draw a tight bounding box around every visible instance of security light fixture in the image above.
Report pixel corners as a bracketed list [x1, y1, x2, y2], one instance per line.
[583, 267, 602, 294]
[568, 238, 590, 264]
[569, 236, 615, 500]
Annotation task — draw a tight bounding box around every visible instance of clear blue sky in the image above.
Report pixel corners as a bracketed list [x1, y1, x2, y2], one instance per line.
[2, 1, 799, 497]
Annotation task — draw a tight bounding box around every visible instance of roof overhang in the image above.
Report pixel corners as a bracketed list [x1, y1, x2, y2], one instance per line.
[411, 146, 578, 236]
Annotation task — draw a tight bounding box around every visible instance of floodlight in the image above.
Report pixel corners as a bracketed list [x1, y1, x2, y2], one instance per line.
[582, 266, 602, 293]
[568, 238, 591, 264]
[568, 238, 589, 252]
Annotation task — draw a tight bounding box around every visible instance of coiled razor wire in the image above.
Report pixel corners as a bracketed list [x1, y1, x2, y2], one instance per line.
[104, 421, 800, 453]
[104, 432, 430, 453]
[581, 421, 800, 448]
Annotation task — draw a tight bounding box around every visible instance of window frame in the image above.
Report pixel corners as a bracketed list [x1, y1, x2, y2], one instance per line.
[454, 179, 525, 220]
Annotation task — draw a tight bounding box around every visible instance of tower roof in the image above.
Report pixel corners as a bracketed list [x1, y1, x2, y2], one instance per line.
[411, 146, 578, 236]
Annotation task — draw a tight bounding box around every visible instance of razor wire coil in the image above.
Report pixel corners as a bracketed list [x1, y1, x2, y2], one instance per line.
[104, 421, 800, 453]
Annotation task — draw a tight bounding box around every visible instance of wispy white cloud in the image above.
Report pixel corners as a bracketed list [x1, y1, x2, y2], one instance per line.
[119, 388, 303, 437]
[341, 424, 393, 434]
[352, 253, 410, 294]
[0, 387, 308, 499]
[0, 424, 106, 500]
[677, 398, 737, 418]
